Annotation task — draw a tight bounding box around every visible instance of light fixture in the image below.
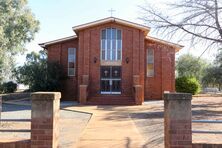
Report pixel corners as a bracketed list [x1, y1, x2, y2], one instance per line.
[126, 57, 129, 63]
[94, 57, 97, 63]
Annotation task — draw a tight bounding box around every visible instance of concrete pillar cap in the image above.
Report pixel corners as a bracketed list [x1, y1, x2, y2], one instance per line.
[31, 92, 61, 100]
[164, 92, 192, 100]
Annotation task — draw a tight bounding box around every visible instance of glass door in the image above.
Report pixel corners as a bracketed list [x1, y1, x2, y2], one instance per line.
[100, 66, 121, 94]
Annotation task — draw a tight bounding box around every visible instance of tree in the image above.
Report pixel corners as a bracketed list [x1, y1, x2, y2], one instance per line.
[202, 48, 222, 90]
[202, 66, 222, 90]
[0, 0, 39, 82]
[139, 0, 222, 49]
[14, 50, 66, 92]
[215, 48, 222, 66]
[176, 54, 208, 81]
[0, 81, 17, 93]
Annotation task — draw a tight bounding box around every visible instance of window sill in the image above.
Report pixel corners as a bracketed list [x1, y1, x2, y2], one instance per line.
[147, 76, 154, 78]
[68, 75, 75, 77]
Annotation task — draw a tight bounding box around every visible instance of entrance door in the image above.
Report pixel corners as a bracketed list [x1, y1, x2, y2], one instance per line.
[100, 66, 121, 94]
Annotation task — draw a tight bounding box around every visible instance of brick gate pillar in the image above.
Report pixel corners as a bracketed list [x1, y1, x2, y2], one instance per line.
[31, 92, 61, 148]
[164, 93, 192, 148]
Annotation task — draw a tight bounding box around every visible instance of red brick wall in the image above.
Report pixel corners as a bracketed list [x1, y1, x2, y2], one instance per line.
[77, 22, 145, 100]
[144, 40, 175, 100]
[47, 39, 78, 100]
[0, 140, 31, 148]
[192, 144, 222, 148]
[46, 22, 176, 102]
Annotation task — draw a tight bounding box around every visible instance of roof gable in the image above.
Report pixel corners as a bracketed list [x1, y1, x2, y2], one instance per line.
[72, 17, 150, 35]
[39, 17, 184, 51]
[39, 35, 77, 48]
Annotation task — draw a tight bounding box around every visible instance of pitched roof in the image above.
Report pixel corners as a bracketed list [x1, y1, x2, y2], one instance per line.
[146, 36, 184, 52]
[72, 17, 150, 35]
[39, 17, 183, 51]
[39, 35, 77, 48]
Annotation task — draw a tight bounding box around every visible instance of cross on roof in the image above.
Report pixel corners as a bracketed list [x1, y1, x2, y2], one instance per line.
[108, 8, 115, 17]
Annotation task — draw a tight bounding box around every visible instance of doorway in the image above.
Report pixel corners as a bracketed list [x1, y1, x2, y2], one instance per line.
[100, 66, 121, 94]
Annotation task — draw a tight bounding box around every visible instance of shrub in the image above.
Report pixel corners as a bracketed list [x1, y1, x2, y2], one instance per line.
[0, 81, 17, 93]
[14, 51, 66, 92]
[176, 76, 201, 95]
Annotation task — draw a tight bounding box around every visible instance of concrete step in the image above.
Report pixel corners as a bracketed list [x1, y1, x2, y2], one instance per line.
[85, 97, 135, 105]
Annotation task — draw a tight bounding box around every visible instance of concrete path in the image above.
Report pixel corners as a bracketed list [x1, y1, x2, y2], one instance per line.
[69, 105, 145, 148]
[67, 97, 222, 148]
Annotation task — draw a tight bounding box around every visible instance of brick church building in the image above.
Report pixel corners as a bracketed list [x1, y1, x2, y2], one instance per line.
[39, 17, 183, 105]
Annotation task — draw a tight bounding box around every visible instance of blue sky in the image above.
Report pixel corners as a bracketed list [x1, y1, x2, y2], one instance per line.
[16, 0, 217, 66]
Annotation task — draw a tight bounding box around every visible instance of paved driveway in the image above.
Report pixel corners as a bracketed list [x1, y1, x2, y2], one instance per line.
[72, 97, 222, 148]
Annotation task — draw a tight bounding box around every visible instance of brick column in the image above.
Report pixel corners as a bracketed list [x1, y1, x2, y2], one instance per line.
[82, 75, 89, 85]
[133, 75, 140, 85]
[133, 75, 142, 105]
[134, 85, 142, 105]
[79, 75, 89, 104]
[164, 93, 192, 148]
[31, 92, 61, 148]
[79, 85, 87, 104]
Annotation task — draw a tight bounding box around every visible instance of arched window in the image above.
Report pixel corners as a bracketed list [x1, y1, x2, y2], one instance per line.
[101, 28, 122, 61]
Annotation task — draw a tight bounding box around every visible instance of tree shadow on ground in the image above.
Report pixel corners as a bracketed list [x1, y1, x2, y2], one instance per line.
[130, 112, 163, 119]
[2, 103, 31, 112]
[192, 109, 222, 120]
[192, 102, 222, 109]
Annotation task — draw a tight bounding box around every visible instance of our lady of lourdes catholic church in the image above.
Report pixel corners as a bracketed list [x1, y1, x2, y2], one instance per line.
[39, 17, 183, 105]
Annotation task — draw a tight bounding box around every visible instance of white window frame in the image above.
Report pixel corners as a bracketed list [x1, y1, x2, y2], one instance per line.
[147, 48, 154, 77]
[100, 28, 122, 61]
[68, 48, 76, 76]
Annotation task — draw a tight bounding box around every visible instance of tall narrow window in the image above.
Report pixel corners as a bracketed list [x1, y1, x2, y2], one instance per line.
[101, 28, 122, 61]
[147, 48, 154, 77]
[68, 48, 76, 76]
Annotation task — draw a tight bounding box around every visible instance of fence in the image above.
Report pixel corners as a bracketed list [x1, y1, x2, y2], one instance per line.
[0, 92, 61, 148]
[192, 120, 222, 134]
[164, 93, 222, 148]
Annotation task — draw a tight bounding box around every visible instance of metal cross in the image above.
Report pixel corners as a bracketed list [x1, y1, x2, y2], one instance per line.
[104, 70, 108, 76]
[108, 8, 115, 17]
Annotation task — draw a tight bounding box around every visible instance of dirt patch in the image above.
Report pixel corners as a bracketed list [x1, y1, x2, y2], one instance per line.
[130, 97, 222, 148]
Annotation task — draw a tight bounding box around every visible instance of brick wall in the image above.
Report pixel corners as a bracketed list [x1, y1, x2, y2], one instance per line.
[77, 22, 145, 101]
[192, 144, 222, 148]
[47, 39, 78, 101]
[145, 40, 176, 100]
[46, 22, 176, 103]
[0, 140, 31, 148]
